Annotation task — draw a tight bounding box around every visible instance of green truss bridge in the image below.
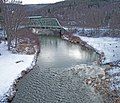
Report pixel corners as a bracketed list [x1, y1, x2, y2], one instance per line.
[28, 16, 63, 30]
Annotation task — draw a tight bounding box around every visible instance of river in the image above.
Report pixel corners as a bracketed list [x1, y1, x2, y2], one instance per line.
[12, 36, 103, 103]
[37, 36, 98, 68]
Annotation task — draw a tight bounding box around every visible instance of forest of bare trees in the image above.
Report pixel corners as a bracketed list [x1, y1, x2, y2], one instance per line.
[32, 0, 120, 36]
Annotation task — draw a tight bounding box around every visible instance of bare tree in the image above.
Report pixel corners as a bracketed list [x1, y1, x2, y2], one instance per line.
[0, 0, 4, 29]
[2, 0, 28, 50]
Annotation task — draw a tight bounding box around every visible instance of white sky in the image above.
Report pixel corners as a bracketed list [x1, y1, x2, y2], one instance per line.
[22, 0, 64, 4]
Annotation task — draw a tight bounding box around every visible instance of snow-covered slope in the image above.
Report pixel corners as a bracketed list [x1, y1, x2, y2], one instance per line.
[76, 35, 120, 63]
[0, 42, 34, 101]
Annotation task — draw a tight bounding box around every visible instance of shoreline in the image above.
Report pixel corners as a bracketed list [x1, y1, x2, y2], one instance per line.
[61, 34, 103, 64]
[5, 51, 40, 103]
[0, 45, 39, 103]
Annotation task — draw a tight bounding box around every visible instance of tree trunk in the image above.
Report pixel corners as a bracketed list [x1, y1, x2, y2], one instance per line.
[15, 35, 18, 48]
[7, 30, 12, 50]
[7, 36, 11, 50]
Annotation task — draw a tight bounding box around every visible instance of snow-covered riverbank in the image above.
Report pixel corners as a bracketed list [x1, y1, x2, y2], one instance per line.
[0, 42, 35, 102]
[75, 35, 120, 64]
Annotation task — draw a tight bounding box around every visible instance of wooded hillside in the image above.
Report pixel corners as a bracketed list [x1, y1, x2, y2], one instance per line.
[31, 0, 120, 29]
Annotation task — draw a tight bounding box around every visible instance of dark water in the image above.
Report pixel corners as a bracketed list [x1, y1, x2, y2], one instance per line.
[12, 36, 102, 103]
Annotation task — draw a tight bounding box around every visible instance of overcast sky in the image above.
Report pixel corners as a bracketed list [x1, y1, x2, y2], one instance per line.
[22, 0, 64, 4]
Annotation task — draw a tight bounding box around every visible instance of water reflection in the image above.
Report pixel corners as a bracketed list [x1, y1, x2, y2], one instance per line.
[69, 49, 82, 59]
[37, 36, 99, 68]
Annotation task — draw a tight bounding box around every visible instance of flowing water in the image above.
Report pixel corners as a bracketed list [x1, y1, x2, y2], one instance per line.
[12, 36, 103, 103]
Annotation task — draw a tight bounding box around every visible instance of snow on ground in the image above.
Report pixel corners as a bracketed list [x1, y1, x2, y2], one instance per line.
[0, 30, 4, 37]
[75, 35, 120, 64]
[0, 42, 34, 100]
[76, 28, 112, 35]
[107, 66, 120, 91]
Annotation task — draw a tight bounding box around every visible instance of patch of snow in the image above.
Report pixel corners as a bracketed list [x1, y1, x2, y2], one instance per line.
[75, 27, 119, 34]
[110, 83, 120, 91]
[62, 27, 69, 31]
[108, 67, 120, 92]
[0, 30, 4, 37]
[108, 67, 120, 75]
[0, 42, 34, 101]
[110, 75, 120, 91]
[62, 35, 69, 40]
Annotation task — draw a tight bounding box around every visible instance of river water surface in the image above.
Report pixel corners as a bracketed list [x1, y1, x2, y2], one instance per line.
[12, 36, 103, 103]
[37, 36, 98, 69]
